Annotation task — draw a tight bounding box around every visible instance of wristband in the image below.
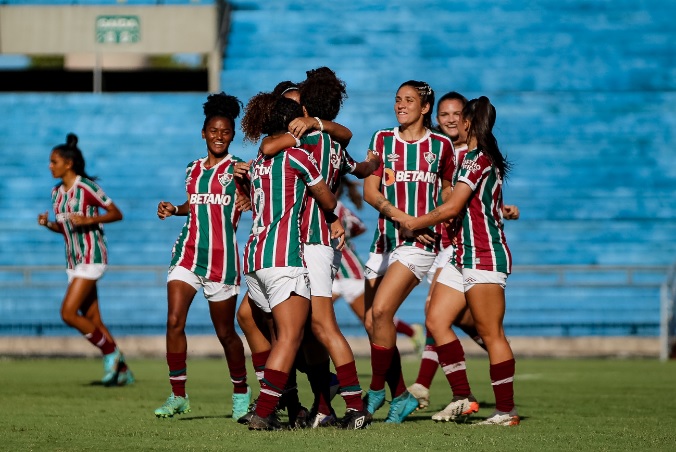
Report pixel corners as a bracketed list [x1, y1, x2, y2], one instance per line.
[174, 205, 179, 215]
[314, 117, 324, 132]
[287, 131, 301, 147]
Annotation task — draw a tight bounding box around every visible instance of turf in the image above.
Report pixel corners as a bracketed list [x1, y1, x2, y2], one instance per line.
[1, 356, 674, 451]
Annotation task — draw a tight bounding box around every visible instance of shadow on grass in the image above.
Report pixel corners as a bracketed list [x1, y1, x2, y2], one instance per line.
[179, 415, 231, 421]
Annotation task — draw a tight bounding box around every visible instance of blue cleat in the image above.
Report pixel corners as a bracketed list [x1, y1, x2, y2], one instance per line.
[101, 348, 122, 386]
[365, 388, 386, 414]
[385, 391, 419, 424]
[232, 387, 251, 422]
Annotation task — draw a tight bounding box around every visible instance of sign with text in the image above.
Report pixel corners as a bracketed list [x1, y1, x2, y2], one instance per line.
[96, 16, 140, 44]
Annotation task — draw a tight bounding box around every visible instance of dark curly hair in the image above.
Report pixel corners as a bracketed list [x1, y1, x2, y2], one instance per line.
[241, 92, 304, 143]
[202, 92, 242, 131]
[298, 66, 347, 121]
[52, 133, 96, 180]
[272, 80, 299, 97]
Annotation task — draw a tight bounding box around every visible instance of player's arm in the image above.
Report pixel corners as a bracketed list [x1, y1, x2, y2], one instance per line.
[350, 150, 380, 179]
[157, 199, 189, 220]
[259, 132, 299, 157]
[363, 174, 407, 221]
[37, 211, 62, 233]
[70, 202, 123, 227]
[289, 117, 353, 149]
[394, 182, 473, 231]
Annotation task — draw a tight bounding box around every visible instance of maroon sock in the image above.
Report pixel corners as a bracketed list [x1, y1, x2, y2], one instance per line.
[336, 361, 364, 411]
[85, 329, 116, 355]
[490, 359, 515, 412]
[436, 340, 471, 397]
[394, 317, 414, 337]
[167, 352, 187, 397]
[256, 369, 288, 418]
[228, 356, 248, 394]
[251, 350, 270, 382]
[415, 331, 438, 388]
[370, 343, 394, 391]
[385, 346, 407, 398]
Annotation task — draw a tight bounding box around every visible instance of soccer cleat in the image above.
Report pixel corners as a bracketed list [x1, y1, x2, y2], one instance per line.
[288, 405, 310, 429]
[116, 369, 135, 386]
[411, 323, 425, 355]
[232, 387, 252, 422]
[308, 411, 337, 428]
[432, 395, 479, 422]
[248, 412, 283, 431]
[384, 391, 419, 424]
[237, 398, 257, 425]
[365, 388, 386, 414]
[154, 393, 191, 418]
[475, 408, 520, 426]
[340, 408, 371, 430]
[101, 348, 122, 386]
[406, 383, 430, 410]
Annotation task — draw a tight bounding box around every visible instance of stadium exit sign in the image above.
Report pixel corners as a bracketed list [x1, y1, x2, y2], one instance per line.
[95, 16, 141, 44]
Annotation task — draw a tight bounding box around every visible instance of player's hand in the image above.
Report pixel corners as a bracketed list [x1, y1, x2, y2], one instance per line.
[330, 220, 346, 251]
[234, 161, 251, 178]
[69, 213, 89, 227]
[157, 201, 175, 220]
[37, 211, 49, 227]
[412, 229, 436, 246]
[503, 204, 520, 220]
[288, 117, 315, 139]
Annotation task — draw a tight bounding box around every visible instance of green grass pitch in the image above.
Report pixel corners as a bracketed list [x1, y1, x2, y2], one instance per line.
[2, 356, 675, 451]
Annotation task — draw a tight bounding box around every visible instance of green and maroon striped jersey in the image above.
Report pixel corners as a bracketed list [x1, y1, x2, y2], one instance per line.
[244, 147, 323, 273]
[51, 176, 111, 269]
[299, 131, 356, 245]
[170, 155, 244, 285]
[439, 143, 469, 249]
[454, 148, 512, 273]
[368, 127, 455, 254]
[335, 201, 366, 280]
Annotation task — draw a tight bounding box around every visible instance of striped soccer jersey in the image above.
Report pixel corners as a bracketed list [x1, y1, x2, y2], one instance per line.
[170, 155, 244, 285]
[368, 127, 455, 254]
[244, 147, 323, 273]
[51, 176, 111, 269]
[299, 131, 357, 245]
[439, 143, 469, 250]
[335, 200, 366, 280]
[454, 148, 512, 274]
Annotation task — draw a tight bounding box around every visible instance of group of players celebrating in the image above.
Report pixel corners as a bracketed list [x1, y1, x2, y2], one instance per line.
[39, 66, 520, 430]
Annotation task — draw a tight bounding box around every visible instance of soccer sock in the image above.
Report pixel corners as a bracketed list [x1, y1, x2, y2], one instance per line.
[370, 343, 395, 391]
[336, 361, 364, 411]
[228, 357, 248, 394]
[306, 359, 333, 415]
[256, 369, 288, 418]
[84, 329, 116, 355]
[385, 346, 407, 398]
[394, 317, 415, 337]
[436, 339, 471, 397]
[415, 330, 439, 388]
[251, 350, 270, 382]
[167, 352, 187, 397]
[281, 367, 300, 411]
[490, 358, 516, 412]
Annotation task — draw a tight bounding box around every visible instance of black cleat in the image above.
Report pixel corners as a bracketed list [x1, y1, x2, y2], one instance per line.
[340, 408, 371, 430]
[248, 412, 283, 431]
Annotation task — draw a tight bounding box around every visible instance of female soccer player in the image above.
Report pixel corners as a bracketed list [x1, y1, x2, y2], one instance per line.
[38, 133, 133, 386]
[154, 92, 250, 420]
[408, 91, 519, 410]
[362, 80, 455, 423]
[395, 96, 520, 426]
[240, 92, 342, 431]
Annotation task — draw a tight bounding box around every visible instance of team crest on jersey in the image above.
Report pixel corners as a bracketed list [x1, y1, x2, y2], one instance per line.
[68, 198, 79, 210]
[424, 151, 437, 164]
[330, 152, 341, 169]
[218, 172, 233, 187]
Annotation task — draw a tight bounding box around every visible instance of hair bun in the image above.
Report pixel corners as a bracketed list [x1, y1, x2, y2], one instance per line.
[66, 133, 78, 147]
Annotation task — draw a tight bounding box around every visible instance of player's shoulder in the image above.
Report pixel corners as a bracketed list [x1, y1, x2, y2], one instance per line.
[429, 129, 454, 146]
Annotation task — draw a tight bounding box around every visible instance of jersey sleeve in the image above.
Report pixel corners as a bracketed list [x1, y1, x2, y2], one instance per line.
[368, 131, 386, 178]
[440, 140, 456, 182]
[288, 148, 323, 186]
[457, 151, 492, 191]
[340, 145, 358, 175]
[81, 179, 112, 208]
